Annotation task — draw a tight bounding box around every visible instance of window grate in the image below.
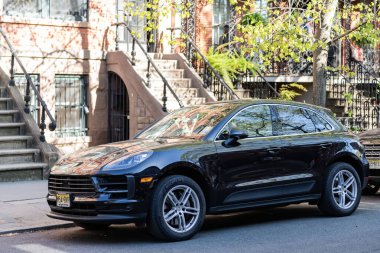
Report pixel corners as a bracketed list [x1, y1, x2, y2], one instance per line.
[55, 75, 88, 138]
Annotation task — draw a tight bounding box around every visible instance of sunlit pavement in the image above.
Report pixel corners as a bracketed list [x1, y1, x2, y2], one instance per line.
[1, 194, 380, 253]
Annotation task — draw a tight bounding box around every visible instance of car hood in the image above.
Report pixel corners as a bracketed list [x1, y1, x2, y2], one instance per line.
[51, 138, 199, 175]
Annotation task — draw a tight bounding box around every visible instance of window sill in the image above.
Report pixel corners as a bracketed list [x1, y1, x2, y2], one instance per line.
[0, 16, 90, 28]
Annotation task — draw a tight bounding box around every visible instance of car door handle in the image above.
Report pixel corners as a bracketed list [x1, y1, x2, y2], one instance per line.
[267, 148, 281, 154]
[319, 143, 332, 150]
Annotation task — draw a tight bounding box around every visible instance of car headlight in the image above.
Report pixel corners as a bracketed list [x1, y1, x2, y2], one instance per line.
[102, 151, 153, 171]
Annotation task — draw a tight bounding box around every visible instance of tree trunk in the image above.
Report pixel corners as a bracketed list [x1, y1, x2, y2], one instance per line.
[313, 0, 339, 106]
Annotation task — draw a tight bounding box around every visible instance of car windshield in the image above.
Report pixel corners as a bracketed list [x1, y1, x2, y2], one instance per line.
[137, 104, 240, 139]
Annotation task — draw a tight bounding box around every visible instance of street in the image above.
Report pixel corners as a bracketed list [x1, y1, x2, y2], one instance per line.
[1, 195, 380, 253]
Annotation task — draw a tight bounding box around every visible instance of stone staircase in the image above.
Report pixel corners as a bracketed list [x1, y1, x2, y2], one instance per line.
[133, 55, 207, 111]
[0, 86, 47, 181]
[325, 74, 379, 130]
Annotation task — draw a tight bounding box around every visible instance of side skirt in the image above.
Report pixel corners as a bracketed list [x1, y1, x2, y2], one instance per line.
[208, 194, 321, 214]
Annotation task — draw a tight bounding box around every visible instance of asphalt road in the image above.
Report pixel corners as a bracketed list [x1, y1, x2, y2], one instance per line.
[1, 195, 380, 253]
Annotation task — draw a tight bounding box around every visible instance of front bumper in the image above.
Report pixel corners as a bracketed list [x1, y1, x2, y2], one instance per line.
[47, 193, 147, 224]
[46, 174, 152, 224]
[47, 211, 146, 224]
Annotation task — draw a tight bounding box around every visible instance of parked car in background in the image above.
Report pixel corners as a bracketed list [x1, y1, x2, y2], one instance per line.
[359, 129, 380, 195]
[47, 100, 369, 241]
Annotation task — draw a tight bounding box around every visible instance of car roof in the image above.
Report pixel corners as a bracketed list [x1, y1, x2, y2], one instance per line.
[202, 99, 332, 113]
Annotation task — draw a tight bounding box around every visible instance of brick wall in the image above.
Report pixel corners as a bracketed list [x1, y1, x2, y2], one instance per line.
[0, 0, 116, 154]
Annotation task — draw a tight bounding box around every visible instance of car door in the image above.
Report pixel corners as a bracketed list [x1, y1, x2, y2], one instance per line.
[215, 104, 288, 206]
[272, 105, 334, 195]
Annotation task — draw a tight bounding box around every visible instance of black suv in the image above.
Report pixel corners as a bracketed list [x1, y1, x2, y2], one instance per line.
[47, 100, 369, 241]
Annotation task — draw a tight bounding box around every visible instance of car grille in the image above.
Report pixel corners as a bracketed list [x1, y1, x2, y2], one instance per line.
[364, 144, 380, 159]
[96, 176, 129, 199]
[48, 175, 96, 195]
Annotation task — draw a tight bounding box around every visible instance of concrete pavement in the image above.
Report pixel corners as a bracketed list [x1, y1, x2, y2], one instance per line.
[0, 180, 73, 235]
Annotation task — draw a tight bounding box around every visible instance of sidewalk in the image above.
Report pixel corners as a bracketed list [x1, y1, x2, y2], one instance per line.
[0, 180, 73, 235]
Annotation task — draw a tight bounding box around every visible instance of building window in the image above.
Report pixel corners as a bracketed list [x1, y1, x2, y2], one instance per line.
[213, 0, 231, 47]
[14, 74, 40, 123]
[55, 75, 88, 138]
[3, 0, 88, 21]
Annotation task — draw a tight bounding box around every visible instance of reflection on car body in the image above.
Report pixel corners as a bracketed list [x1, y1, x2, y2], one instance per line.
[47, 100, 369, 241]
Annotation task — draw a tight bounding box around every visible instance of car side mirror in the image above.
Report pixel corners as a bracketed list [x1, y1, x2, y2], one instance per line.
[222, 128, 248, 147]
[229, 128, 249, 140]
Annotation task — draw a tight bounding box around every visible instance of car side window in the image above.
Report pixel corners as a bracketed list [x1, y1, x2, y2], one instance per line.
[309, 111, 333, 132]
[217, 105, 273, 140]
[275, 105, 316, 135]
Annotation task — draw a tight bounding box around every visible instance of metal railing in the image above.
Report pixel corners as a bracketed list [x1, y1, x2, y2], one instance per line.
[241, 69, 281, 99]
[326, 64, 379, 131]
[114, 22, 184, 112]
[0, 27, 56, 142]
[177, 28, 239, 101]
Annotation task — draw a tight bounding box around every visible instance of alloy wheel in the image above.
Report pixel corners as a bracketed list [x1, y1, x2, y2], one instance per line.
[162, 185, 200, 233]
[332, 170, 358, 209]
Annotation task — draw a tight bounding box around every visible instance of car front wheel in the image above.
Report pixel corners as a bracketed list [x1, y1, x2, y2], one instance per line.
[318, 162, 361, 216]
[148, 175, 206, 241]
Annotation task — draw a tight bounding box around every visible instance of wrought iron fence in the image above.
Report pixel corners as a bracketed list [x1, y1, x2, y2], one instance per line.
[114, 22, 184, 112]
[240, 70, 280, 99]
[180, 29, 239, 101]
[0, 27, 56, 142]
[14, 74, 40, 123]
[326, 67, 380, 131]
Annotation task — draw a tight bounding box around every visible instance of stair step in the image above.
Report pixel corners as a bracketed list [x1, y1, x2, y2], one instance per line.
[0, 149, 40, 164]
[137, 69, 185, 79]
[0, 122, 25, 136]
[152, 87, 199, 98]
[0, 162, 47, 182]
[150, 78, 192, 88]
[0, 136, 33, 149]
[0, 98, 12, 110]
[0, 110, 18, 123]
[165, 97, 206, 107]
[135, 59, 178, 70]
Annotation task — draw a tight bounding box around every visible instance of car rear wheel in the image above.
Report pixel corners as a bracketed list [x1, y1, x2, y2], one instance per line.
[74, 222, 111, 230]
[148, 175, 206, 241]
[362, 182, 380, 195]
[318, 162, 361, 216]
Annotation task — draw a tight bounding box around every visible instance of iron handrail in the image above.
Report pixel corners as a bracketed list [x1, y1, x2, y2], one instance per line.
[178, 28, 239, 100]
[114, 22, 184, 111]
[0, 27, 56, 142]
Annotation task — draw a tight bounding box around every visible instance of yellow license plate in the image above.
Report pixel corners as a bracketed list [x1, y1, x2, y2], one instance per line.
[56, 193, 71, 207]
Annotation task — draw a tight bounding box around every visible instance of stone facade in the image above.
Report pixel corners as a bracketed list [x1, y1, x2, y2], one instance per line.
[0, 0, 116, 154]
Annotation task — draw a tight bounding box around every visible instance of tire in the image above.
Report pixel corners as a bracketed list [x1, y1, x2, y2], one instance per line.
[318, 162, 361, 217]
[362, 182, 380, 195]
[147, 175, 206, 241]
[74, 222, 111, 230]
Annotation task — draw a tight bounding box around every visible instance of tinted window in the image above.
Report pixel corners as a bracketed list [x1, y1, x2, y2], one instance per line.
[275, 105, 316, 135]
[137, 104, 240, 140]
[310, 112, 333, 132]
[218, 105, 273, 140]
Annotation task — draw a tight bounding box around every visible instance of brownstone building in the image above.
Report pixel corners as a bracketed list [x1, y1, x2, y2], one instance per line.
[0, 0, 378, 181]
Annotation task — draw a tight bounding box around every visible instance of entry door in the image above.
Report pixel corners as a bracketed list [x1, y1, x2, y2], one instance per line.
[108, 72, 129, 142]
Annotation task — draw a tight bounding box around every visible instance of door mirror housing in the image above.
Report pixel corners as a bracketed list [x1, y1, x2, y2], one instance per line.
[229, 128, 249, 140]
[222, 128, 249, 147]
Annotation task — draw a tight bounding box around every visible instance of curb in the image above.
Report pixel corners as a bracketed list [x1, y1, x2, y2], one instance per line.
[0, 222, 76, 236]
